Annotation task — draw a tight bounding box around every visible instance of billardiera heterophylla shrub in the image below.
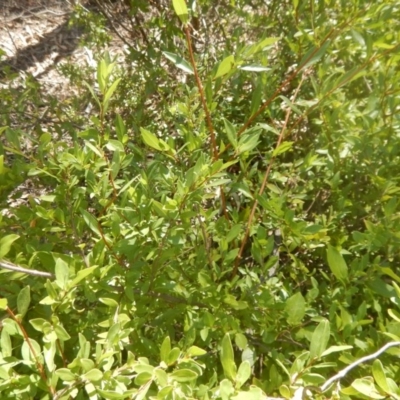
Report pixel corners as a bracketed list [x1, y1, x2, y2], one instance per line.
[1, 0, 400, 399]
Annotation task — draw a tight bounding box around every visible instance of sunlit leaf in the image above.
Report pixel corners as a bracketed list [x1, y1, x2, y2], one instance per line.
[163, 51, 194, 74]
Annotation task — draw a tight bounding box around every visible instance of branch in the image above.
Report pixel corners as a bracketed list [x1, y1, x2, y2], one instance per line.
[0, 260, 54, 278]
[320, 341, 400, 392]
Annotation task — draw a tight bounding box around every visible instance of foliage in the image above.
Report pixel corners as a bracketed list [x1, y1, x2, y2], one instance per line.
[1, 0, 400, 399]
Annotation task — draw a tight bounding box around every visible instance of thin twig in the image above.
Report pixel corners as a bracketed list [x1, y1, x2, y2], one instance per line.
[0, 260, 54, 278]
[231, 73, 307, 278]
[320, 341, 400, 392]
[183, 25, 218, 161]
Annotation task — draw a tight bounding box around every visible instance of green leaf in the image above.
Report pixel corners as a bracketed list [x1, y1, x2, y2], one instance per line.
[0, 330, 12, 357]
[99, 298, 119, 307]
[285, 292, 305, 325]
[0, 234, 19, 259]
[223, 118, 238, 149]
[231, 386, 264, 400]
[103, 78, 121, 107]
[237, 131, 261, 155]
[17, 285, 30, 318]
[84, 141, 104, 157]
[220, 333, 237, 380]
[352, 378, 386, 399]
[70, 266, 99, 287]
[239, 64, 270, 72]
[82, 368, 103, 382]
[140, 128, 162, 151]
[170, 369, 198, 382]
[162, 51, 194, 74]
[30, 318, 50, 332]
[234, 333, 248, 350]
[172, 0, 189, 24]
[236, 361, 251, 389]
[160, 336, 171, 364]
[55, 368, 77, 381]
[226, 224, 242, 243]
[54, 324, 71, 341]
[215, 55, 235, 79]
[372, 359, 390, 393]
[81, 209, 101, 237]
[309, 319, 330, 360]
[321, 345, 353, 357]
[299, 40, 331, 70]
[273, 141, 294, 156]
[220, 379, 234, 400]
[327, 244, 348, 281]
[97, 389, 137, 399]
[55, 258, 69, 290]
[187, 346, 207, 357]
[168, 348, 181, 365]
